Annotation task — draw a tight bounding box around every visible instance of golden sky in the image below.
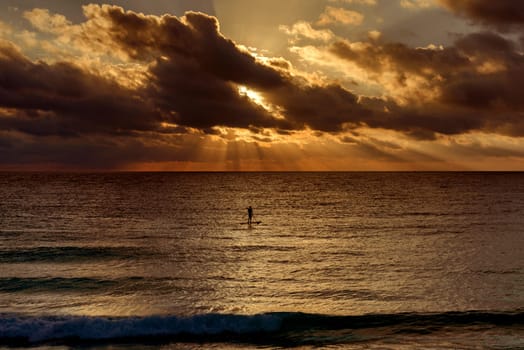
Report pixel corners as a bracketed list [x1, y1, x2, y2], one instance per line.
[1, 0, 524, 170]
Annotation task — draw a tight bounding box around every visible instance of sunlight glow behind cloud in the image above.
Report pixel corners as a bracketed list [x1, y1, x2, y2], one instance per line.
[0, 0, 523, 170]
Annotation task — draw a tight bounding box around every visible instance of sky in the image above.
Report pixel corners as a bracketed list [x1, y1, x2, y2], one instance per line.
[0, 0, 523, 171]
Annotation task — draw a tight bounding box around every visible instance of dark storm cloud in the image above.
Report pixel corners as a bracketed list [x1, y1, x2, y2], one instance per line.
[4, 3, 524, 171]
[331, 39, 470, 78]
[1, 3, 372, 149]
[438, 0, 524, 30]
[87, 5, 369, 133]
[440, 33, 524, 111]
[266, 83, 371, 132]
[91, 6, 284, 89]
[0, 41, 163, 136]
[81, 5, 295, 130]
[149, 57, 287, 130]
[1, 5, 370, 168]
[331, 31, 524, 138]
[0, 132, 210, 169]
[10, 4, 524, 141]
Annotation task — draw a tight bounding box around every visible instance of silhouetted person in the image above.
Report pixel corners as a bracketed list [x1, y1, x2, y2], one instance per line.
[247, 206, 253, 224]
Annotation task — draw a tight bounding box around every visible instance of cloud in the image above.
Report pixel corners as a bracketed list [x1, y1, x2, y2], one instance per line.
[330, 30, 524, 137]
[0, 20, 12, 36]
[0, 40, 164, 136]
[3, 4, 524, 170]
[368, 30, 382, 40]
[79, 5, 376, 133]
[317, 6, 364, 26]
[1, 6, 373, 140]
[23, 8, 72, 34]
[280, 21, 335, 42]
[11, 5, 524, 139]
[328, 0, 377, 6]
[83, 6, 292, 130]
[11, 5, 524, 140]
[265, 83, 372, 132]
[437, 0, 524, 31]
[400, 0, 436, 9]
[0, 128, 226, 170]
[86, 6, 286, 88]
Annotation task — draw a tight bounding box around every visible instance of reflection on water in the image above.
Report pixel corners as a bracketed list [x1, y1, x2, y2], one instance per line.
[0, 172, 523, 318]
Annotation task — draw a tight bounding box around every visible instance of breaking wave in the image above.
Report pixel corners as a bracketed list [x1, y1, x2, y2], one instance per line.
[0, 310, 522, 347]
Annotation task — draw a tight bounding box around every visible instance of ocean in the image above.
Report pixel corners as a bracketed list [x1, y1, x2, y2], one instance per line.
[0, 172, 523, 349]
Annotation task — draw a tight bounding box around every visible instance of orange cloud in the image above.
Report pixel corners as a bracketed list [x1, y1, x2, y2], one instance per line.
[1, 4, 524, 170]
[438, 0, 524, 30]
[317, 6, 364, 26]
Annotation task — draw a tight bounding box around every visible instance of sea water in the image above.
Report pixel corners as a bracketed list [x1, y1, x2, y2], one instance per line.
[0, 172, 523, 349]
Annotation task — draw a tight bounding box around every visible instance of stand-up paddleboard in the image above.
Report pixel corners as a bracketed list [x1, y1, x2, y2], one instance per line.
[240, 221, 262, 225]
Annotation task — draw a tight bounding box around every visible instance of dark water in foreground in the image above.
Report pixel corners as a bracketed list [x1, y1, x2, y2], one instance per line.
[0, 172, 523, 349]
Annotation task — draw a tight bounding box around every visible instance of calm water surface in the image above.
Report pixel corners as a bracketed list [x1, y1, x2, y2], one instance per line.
[0, 172, 523, 349]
